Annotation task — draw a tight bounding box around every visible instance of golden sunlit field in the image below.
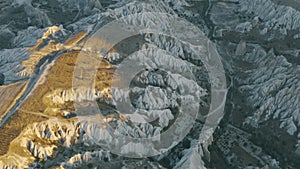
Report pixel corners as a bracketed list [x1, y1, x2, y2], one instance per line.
[0, 81, 27, 120]
[0, 35, 117, 157]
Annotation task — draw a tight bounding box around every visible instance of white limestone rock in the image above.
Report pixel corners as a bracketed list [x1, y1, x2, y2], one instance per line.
[44, 87, 112, 106]
[174, 148, 205, 169]
[239, 0, 300, 32]
[133, 86, 171, 110]
[0, 0, 213, 168]
[13, 26, 45, 48]
[27, 140, 57, 160]
[78, 117, 118, 146]
[103, 0, 176, 19]
[210, 0, 300, 38]
[62, 150, 111, 167]
[236, 45, 300, 138]
[0, 48, 29, 84]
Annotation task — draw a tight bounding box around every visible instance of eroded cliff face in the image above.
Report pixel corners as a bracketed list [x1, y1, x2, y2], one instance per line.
[0, 1, 211, 168]
[0, 0, 299, 168]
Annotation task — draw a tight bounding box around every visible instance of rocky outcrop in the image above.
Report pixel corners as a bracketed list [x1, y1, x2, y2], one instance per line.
[13, 27, 47, 48]
[228, 43, 300, 154]
[239, 0, 300, 34]
[0, 48, 29, 84]
[6, 0, 300, 168]
[174, 148, 204, 169]
[29, 0, 102, 25]
[0, 118, 78, 168]
[61, 150, 111, 167]
[210, 0, 300, 39]
[238, 46, 300, 135]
